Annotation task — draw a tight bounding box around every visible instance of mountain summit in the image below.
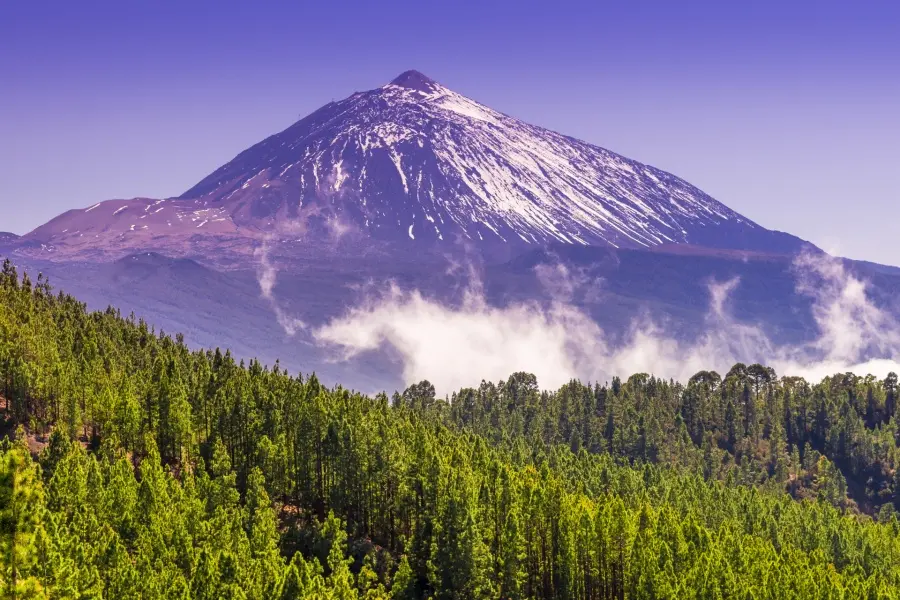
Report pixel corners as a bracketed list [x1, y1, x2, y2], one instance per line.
[390, 69, 439, 91]
[25, 70, 808, 261]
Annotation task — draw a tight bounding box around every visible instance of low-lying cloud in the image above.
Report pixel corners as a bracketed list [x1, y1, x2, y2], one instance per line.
[313, 252, 900, 395]
[315, 285, 606, 393]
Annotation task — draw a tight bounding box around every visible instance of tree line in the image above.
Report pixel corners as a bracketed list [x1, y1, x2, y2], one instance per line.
[435, 365, 900, 517]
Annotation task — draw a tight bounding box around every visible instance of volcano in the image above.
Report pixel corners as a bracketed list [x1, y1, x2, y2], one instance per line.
[23, 70, 809, 264]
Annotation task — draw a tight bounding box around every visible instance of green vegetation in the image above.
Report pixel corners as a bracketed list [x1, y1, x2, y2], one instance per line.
[2, 259, 900, 598]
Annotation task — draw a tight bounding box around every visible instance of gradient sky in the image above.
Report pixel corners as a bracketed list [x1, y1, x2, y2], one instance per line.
[2, 1, 898, 263]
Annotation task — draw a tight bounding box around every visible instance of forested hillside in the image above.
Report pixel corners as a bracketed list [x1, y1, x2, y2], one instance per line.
[2, 259, 900, 598]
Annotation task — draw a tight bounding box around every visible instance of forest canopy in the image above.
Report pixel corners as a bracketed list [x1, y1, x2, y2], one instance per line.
[2, 259, 900, 599]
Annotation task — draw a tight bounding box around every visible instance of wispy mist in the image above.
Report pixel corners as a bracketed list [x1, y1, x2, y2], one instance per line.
[254, 240, 306, 336]
[314, 252, 900, 395]
[253, 169, 359, 337]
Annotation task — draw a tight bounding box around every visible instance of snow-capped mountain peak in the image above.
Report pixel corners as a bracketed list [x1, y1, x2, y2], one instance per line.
[389, 69, 440, 92]
[174, 70, 803, 252]
[26, 70, 808, 260]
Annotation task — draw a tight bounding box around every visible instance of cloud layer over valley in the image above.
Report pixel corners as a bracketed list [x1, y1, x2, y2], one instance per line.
[312, 252, 900, 395]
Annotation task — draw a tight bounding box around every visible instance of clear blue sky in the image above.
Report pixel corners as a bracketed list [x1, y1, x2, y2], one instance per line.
[2, 0, 898, 263]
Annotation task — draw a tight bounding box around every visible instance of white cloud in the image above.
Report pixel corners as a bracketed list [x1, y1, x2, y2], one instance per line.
[314, 284, 605, 393]
[314, 252, 900, 395]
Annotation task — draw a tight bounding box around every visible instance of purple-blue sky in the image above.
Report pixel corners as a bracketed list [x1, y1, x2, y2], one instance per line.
[2, 1, 898, 263]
